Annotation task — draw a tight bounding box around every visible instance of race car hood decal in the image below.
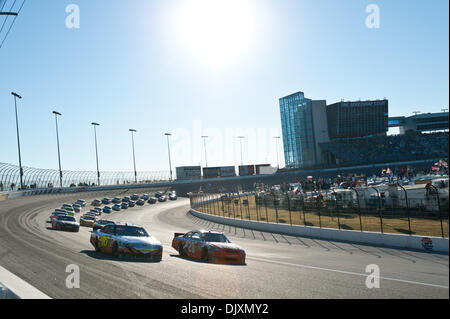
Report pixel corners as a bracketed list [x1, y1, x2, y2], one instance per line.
[119, 236, 162, 246]
[208, 242, 242, 250]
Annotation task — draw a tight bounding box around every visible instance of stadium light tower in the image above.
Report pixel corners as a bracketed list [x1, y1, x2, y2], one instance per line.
[11, 92, 24, 190]
[52, 111, 63, 188]
[201, 135, 209, 168]
[129, 129, 138, 184]
[91, 123, 101, 186]
[165, 133, 173, 182]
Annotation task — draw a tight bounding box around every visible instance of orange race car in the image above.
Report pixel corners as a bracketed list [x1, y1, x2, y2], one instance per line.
[172, 230, 246, 265]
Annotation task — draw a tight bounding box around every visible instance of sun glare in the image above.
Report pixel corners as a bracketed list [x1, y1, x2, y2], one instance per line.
[176, 0, 257, 70]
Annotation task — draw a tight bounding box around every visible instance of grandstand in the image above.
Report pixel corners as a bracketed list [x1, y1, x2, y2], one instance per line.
[320, 132, 449, 166]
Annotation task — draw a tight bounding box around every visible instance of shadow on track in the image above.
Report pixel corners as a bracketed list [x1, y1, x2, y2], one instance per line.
[80, 250, 162, 263]
[169, 254, 247, 266]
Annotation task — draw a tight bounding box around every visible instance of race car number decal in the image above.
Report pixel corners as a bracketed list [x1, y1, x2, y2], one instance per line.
[188, 242, 196, 255]
[102, 236, 109, 247]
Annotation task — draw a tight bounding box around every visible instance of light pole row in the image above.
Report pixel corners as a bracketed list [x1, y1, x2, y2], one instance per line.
[10, 91, 175, 189]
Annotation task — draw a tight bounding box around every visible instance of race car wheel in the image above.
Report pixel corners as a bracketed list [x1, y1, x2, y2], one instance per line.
[201, 248, 209, 263]
[94, 239, 101, 252]
[178, 244, 186, 257]
[112, 243, 119, 257]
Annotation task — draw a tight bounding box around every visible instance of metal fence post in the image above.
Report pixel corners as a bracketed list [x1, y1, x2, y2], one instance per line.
[239, 192, 243, 220]
[301, 192, 306, 226]
[246, 194, 251, 221]
[255, 192, 260, 222]
[317, 193, 322, 228]
[397, 183, 411, 235]
[332, 190, 341, 230]
[351, 188, 363, 232]
[430, 185, 444, 238]
[264, 194, 269, 223]
[286, 191, 292, 226]
[371, 187, 383, 233]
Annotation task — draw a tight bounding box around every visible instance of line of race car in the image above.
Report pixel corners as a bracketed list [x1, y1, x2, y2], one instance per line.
[48, 191, 246, 265]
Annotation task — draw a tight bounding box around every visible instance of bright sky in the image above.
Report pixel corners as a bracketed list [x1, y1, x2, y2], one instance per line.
[0, 0, 448, 173]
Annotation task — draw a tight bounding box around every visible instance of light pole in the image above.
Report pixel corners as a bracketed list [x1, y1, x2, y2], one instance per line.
[53, 111, 63, 188]
[129, 129, 138, 184]
[202, 135, 209, 168]
[11, 92, 23, 190]
[165, 133, 173, 182]
[237, 136, 245, 166]
[91, 123, 101, 186]
[273, 136, 281, 169]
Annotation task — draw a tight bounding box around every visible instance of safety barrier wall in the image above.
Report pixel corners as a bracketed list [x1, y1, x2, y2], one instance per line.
[0, 283, 19, 299]
[0, 266, 51, 299]
[190, 208, 449, 253]
[189, 197, 449, 253]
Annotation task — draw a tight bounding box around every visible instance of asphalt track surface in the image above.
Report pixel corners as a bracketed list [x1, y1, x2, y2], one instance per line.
[0, 189, 448, 299]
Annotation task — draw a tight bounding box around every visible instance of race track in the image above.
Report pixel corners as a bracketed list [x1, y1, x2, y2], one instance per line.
[0, 190, 448, 299]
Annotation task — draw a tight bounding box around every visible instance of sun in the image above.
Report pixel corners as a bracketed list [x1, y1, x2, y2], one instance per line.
[175, 0, 257, 69]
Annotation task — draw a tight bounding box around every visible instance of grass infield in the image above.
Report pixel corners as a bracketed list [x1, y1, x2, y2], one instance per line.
[197, 195, 449, 238]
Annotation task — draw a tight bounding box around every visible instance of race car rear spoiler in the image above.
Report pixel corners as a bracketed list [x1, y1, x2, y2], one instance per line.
[174, 232, 184, 238]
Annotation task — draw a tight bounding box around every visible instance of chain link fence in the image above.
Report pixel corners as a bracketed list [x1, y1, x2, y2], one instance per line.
[190, 186, 449, 238]
[0, 162, 170, 191]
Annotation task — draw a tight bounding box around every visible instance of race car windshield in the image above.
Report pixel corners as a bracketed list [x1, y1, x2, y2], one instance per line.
[202, 233, 230, 243]
[115, 226, 149, 237]
[58, 216, 76, 222]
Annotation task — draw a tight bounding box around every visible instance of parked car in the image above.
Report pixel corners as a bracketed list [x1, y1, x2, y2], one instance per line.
[121, 202, 129, 209]
[128, 201, 136, 208]
[158, 196, 167, 202]
[103, 206, 112, 214]
[102, 198, 111, 205]
[112, 197, 121, 204]
[112, 204, 121, 211]
[147, 197, 157, 204]
[130, 194, 139, 201]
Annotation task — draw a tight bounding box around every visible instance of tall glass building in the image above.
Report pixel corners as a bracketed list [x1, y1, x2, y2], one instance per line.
[280, 91, 328, 168]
